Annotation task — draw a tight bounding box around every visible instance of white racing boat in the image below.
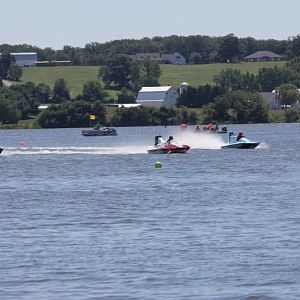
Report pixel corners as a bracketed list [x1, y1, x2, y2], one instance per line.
[221, 132, 260, 149]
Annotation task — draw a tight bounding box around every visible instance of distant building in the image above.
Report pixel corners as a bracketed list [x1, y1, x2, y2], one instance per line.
[130, 52, 186, 64]
[0, 52, 37, 66]
[244, 51, 283, 62]
[260, 89, 300, 110]
[136, 86, 179, 107]
[260, 91, 281, 110]
[179, 82, 189, 94]
[35, 60, 71, 67]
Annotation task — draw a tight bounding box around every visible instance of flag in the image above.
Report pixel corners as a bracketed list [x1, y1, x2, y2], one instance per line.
[89, 114, 96, 120]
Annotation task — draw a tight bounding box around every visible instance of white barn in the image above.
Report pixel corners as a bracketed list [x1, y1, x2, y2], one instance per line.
[12, 52, 37, 66]
[136, 86, 179, 107]
[1, 52, 37, 66]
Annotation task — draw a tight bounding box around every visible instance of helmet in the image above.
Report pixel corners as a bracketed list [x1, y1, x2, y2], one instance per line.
[169, 136, 173, 139]
[238, 131, 243, 136]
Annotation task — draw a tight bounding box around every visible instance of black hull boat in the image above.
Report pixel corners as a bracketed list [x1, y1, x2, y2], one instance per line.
[0, 148, 3, 154]
[82, 127, 117, 136]
[147, 144, 190, 154]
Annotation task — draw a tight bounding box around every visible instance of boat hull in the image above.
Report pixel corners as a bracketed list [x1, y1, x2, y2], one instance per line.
[147, 145, 190, 154]
[221, 142, 260, 149]
[0, 148, 3, 154]
[82, 128, 117, 136]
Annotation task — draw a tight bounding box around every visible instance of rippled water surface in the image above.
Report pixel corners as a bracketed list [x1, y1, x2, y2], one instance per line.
[0, 124, 299, 300]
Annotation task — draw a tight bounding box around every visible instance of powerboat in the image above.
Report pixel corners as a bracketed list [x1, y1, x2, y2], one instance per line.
[221, 132, 260, 149]
[148, 136, 190, 154]
[194, 125, 228, 134]
[82, 127, 117, 136]
[0, 148, 3, 154]
[147, 144, 190, 154]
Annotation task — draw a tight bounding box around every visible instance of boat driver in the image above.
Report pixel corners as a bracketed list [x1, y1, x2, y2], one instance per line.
[236, 131, 244, 141]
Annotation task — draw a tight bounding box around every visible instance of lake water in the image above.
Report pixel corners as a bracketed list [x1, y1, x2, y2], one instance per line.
[0, 123, 299, 300]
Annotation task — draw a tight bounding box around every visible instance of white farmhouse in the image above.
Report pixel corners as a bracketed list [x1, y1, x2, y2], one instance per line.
[136, 86, 179, 107]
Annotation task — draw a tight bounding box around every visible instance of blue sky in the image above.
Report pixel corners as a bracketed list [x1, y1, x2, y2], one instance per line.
[1, 0, 300, 49]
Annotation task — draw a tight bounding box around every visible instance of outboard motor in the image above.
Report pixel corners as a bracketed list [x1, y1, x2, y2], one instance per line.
[228, 132, 234, 142]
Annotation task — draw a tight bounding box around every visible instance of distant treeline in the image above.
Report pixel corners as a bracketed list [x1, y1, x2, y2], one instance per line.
[2, 34, 300, 65]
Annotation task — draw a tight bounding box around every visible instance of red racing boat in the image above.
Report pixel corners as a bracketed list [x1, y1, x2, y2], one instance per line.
[148, 135, 190, 154]
[147, 144, 190, 154]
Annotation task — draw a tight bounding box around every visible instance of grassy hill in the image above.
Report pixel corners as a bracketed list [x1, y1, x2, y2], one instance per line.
[19, 61, 285, 98]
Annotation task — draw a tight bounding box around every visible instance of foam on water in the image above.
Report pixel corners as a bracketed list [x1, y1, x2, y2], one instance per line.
[176, 131, 226, 149]
[1, 146, 150, 155]
[257, 142, 269, 149]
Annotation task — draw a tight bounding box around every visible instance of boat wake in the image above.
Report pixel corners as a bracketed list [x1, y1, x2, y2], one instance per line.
[1, 146, 149, 156]
[176, 132, 225, 149]
[257, 142, 269, 149]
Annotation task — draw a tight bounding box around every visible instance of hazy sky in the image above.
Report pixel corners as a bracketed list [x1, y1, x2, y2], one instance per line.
[1, 0, 300, 49]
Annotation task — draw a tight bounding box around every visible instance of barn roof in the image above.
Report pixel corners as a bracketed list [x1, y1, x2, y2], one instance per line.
[244, 51, 282, 59]
[139, 86, 173, 92]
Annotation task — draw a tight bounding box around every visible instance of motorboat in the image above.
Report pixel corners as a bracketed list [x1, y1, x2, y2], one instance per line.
[147, 144, 190, 154]
[82, 127, 117, 136]
[148, 135, 190, 154]
[0, 148, 3, 154]
[194, 125, 228, 134]
[221, 132, 260, 149]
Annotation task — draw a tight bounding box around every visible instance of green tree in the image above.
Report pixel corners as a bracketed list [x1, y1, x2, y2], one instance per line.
[52, 78, 70, 102]
[82, 81, 107, 102]
[257, 66, 289, 92]
[288, 35, 300, 58]
[38, 100, 106, 128]
[7, 64, 22, 81]
[203, 90, 268, 123]
[0, 96, 21, 123]
[117, 88, 136, 104]
[214, 69, 245, 91]
[285, 109, 300, 122]
[139, 59, 161, 86]
[36, 83, 51, 104]
[285, 58, 300, 86]
[111, 106, 158, 126]
[177, 84, 224, 108]
[0, 51, 14, 79]
[276, 83, 300, 107]
[102, 54, 132, 87]
[189, 52, 202, 64]
[219, 34, 240, 62]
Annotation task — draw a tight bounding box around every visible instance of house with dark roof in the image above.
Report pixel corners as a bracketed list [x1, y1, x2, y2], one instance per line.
[244, 51, 283, 62]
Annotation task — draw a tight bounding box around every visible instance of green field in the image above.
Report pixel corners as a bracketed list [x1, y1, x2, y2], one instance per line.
[20, 66, 100, 98]
[19, 61, 285, 98]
